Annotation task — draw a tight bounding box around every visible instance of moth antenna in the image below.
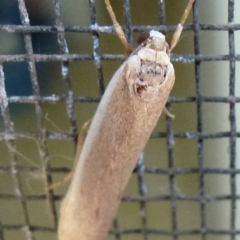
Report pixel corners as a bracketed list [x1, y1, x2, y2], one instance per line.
[170, 0, 194, 51]
[105, 0, 132, 56]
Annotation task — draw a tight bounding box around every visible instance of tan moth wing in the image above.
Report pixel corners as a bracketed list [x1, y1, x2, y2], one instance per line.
[58, 31, 175, 240]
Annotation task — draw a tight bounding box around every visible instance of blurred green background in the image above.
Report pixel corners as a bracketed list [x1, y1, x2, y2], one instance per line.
[0, 0, 240, 240]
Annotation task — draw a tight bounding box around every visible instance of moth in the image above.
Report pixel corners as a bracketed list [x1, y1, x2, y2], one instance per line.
[57, 1, 194, 240]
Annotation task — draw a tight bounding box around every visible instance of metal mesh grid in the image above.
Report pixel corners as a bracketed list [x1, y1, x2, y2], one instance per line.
[0, 0, 239, 240]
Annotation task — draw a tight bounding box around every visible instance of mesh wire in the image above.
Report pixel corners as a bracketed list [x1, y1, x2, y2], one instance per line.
[0, 0, 239, 240]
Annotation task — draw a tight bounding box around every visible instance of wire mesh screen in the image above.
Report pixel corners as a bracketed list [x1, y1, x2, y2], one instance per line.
[0, 0, 240, 240]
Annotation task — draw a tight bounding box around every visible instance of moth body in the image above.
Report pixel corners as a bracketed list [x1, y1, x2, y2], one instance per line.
[59, 30, 175, 240]
[58, 0, 195, 237]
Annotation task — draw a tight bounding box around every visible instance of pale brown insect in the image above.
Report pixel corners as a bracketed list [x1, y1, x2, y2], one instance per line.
[56, 1, 195, 240]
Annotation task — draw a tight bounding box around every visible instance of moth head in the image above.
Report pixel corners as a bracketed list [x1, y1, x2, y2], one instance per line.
[138, 30, 169, 54]
[149, 30, 169, 53]
[149, 30, 165, 40]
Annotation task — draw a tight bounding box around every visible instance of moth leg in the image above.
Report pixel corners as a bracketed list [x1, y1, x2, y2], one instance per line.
[170, 0, 195, 51]
[48, 119, 92, 190]
[164, 107, 175, 119]
[48, 169, 74, 191]
[105, 0, 131, 56]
